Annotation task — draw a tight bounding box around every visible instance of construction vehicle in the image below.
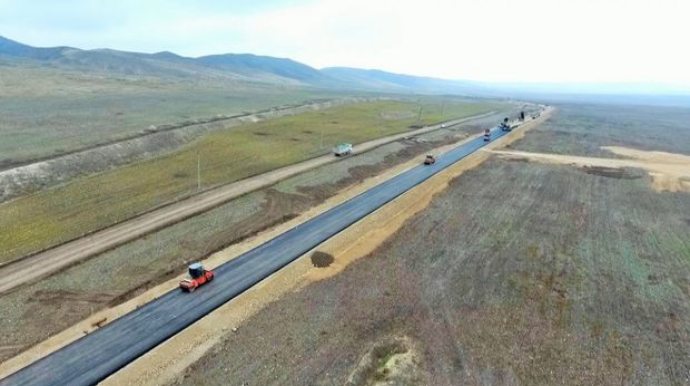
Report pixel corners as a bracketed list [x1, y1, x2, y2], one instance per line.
[180, 262, 214, 292]
[483, 128, 491, 142]
[333, 143, 353, 156]
[500, 117, 512, 132]
[424, 154, 436, 165]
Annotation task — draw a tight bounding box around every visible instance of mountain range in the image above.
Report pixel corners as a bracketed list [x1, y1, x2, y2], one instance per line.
[0, 35, 488, 94]
[2, 35, 689, 104]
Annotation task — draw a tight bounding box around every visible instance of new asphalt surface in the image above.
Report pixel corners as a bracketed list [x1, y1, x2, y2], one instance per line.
[0, 125, 516, 386]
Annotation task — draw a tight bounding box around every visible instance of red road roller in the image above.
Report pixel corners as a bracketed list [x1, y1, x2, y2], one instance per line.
[180, 262, 214, 292]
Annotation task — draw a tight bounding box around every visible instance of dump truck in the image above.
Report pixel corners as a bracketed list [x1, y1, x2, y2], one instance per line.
[180, 262, 214, 292]
[424, 154, 436, 165]
[333, 143, 353, 157]
[483, 128, 491, 142]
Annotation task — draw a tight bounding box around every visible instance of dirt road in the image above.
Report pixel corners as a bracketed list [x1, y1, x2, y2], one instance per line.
[488, 147, 690, 192]
[0, 111, 504, 295]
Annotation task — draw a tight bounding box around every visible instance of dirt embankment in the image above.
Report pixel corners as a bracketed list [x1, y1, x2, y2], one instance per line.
[0, 97, 376, 203]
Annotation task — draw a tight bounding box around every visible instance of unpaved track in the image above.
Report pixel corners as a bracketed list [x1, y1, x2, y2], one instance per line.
[0, 111, 502, 295]
[489, 146, 690, 192]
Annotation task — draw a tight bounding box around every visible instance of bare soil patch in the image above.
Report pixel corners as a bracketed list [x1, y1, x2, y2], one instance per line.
[345, 336, 425, 386]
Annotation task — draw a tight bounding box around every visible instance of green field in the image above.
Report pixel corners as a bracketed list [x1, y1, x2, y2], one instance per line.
[0, 98, 507, 264]
[0, 65, 356, 167]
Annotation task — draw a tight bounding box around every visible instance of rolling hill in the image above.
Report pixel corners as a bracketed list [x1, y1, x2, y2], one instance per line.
[2, 36, 688, 103]
[321, 67, 489, 93]
[0, 35, 486, 93]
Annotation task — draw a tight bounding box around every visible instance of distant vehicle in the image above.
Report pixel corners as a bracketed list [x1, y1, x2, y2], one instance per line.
[180, 262, 214, 292]
[424, 154, 436, 165]
[483, 128, 491, 142]
[333, 143, 353, 156]
[440, 124, 446, 128]
[500, 117, 512, 132]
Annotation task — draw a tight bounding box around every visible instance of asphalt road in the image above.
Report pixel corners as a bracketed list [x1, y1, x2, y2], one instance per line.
[0, 124, 519, 386]
[0, 110, 505, 296]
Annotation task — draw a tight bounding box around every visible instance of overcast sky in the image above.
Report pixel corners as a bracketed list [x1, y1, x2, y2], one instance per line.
[1, 0, 689, 87]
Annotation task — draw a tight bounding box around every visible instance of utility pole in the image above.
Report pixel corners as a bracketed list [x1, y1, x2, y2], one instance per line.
[441, 100, 445, 116]
[417, 106, 423, 126]
[320, 130, 324, 149]
[196, 150, 201, 190]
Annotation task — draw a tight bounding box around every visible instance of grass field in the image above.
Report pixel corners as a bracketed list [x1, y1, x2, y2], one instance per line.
[0, 65, 354, 167]
[0, 98, 507, 265]
[510, 103, 690, 157]
[172, 103, 690, 385]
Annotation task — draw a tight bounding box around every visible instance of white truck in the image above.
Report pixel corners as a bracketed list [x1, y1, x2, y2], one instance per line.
[333, 143, 353, 157]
